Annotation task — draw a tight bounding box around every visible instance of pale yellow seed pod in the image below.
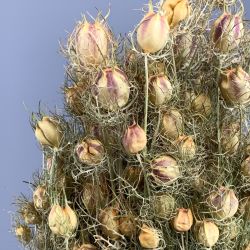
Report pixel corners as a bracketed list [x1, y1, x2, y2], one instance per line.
[194, 220, 219, 247]
[75, 20, 109, 66]
[139, 224, 160, 249]
[220, 66, 250, 105]
[137, 6, 170, 53]
[119, 215, 136, 238]
[122, 123, 147, 154]
[211, 13, 244, 53]
[149, 74, 173, 106]
[191, 94, 212, 116]
[208, 187, 239, 220]
[175, 135, 196, 160]
[33, 186, 49, 210]
[35, 117, 63, 148]
[161, 109, 183, 140]
[76, 138, 104, 165]
[93, 67, 130, 111]
[172, 208, 193, 232]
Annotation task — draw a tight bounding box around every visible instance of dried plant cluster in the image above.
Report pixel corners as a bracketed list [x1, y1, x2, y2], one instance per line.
[12, 0, 250, 249]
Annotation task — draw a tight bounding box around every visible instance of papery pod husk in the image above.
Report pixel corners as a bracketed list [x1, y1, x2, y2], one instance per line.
[15, 225, 32, 244]
[208, 186, 239, 219]
[172, 208, 193, 232]
[122, 165, 144, 189]
[119, 214, 137, 237]
[194, 220, 220, 247]
[174, 32, 193, 59]
[151, 194, 175, 219]
[161, 109, 183, 140]
[191, 93, 212, 117]
[33, 185, 49, 210]
[137, 6, 170, 53]
[20, 202, 42, 225]
[221, 219, 240, 240]
[138, 224, 160, 249]
[241, 156, 250, 178]
[239, 197, 250, 221]
[64, 82, 86, 115]
[221, 122, 240, 154]
[76, 138, 105, 165]
[99, 206, 120, 240]
[174, 135, 196, 160]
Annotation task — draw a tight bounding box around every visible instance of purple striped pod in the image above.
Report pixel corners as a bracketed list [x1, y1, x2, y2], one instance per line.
[137, 6, 170, 53]
[122, 123, 147, 154]
[75, 20, 110, 66]
[151, 155, 180, 185]
[149, 74, 173, 106]
[211, 13, 244, 53]
[93, 67, 130, 111]
[219, 66, 250, 105]
[75, 138, 104, 165]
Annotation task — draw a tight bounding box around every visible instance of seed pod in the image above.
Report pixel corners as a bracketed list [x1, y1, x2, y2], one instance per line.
[174, 32, 193, 59]
[123, 166, 144, 188]
[20, 202, 41, 225]
[122, 123, 147, 154]
[245, 242, 250, 250]
[74, 20, 109, 66]
[194, 220, 219, 247]
[221, 220, 240, 240]
[239, 197, 250, 221]
[137, 5, 170, 53]
[219, 66, 250, 105]
[151, 155, 180, 185]
[208, 187, 239, 219]
[93, 67, 130, 111]
[76, 138, 104, 165]
[175, 135, 196, 160]
[221, 123, 239, 154]
[161, 109, 183, 140]
[211, 13, 244, 53]
[64, 83, 85, 115]
[149, 74, 173, 106]
[241, 156, 250, 178]
[48, 204, 78, 237]
[162, 0, 190, 28]
[15, 225, 32, 243]
[172, 208, 193, 232]
[82, 182, 109, 215]
[151, 194, 175, 219]
[139, 224, 160, 249]
[119, 215, 137, 237]
[191, 94, 212, 116]
[35, 116, 63, 148]
[33, 186, 49, 210]
[99, 206, 120, 240]
[73, 244, 97, 250]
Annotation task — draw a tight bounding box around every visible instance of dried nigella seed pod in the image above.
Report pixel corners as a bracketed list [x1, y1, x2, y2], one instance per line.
[139, 224, 160, 249]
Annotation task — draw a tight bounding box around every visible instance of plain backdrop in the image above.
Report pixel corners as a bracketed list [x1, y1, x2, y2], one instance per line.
[0, 1, 249, 249]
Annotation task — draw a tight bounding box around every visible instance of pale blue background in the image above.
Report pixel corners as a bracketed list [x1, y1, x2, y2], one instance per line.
[0, 1, 249, 249]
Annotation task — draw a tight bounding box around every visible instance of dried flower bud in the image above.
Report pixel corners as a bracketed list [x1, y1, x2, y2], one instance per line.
[93, 67, 130, 111]
[172, 208, 193, 232]
[35, 116, 63, 148]
[137, 5, 170, 53]
[211, 13, 244, 53]
[241, 156, 250, 178]
[149, 74, 173, 106]
[64, 83, 85, 115]
[194, 220, 219, 247]
[151, 155, 180, 185]
[76, 138, 104, 165]
[220, 66, 250, 105]
[74, 20, 109, 66]
[175, 135, 196, 160]
[33, 186, 49, 210]
[20, 202, 41, 225]
[73, 244, 97, 250]
[161, 109, 183, 140]
[122, 123, 147, 154]
[15, 225, 32, 244]
[208, 187, 239, 219]
[82, 182, 109, 215]
[99, 206, 120, 240]
[162, 0, 190, 28]
[191, 94, 212, 116]
[119, 215, 136, 237]
[48, 204, 78, 237]
[151, 194, 175, 219]
[123, 166, 144, 188]
[139, 224, 160, 249]
[221, 122, 239, 154]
